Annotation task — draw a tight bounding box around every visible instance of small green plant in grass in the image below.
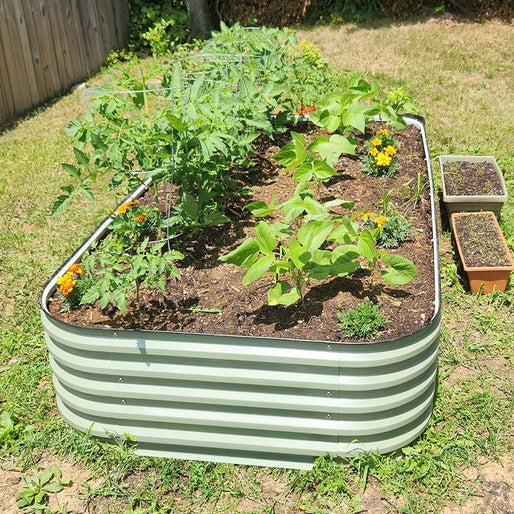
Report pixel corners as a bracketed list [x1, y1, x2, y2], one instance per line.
[337, 299, 388, 339]
[17, 465, 70, 511]
[361, 128, 400, 177]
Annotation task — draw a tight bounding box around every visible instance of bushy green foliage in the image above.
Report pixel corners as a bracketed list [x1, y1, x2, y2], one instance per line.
[337, 298, 388, 339]
[129, 0, 190, 56]
[379, 212, 412, 248]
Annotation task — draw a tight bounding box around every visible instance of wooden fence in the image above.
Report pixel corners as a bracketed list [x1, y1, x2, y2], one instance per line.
[0, 0, 130, 127]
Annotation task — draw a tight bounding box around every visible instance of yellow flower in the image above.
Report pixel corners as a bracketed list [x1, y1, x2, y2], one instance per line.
[371, 138, 382, 147]
[136, 212, 148, 223]
[375, 216, 389, 228]
[377, 129, 389, 135]
[368, 147, 379, 156]
[57, 272, 76, 296]
[375, 152, 392, 167]
[384, 145, 397, 156]
[362, 211, 377, 221]
[115, 201, 135, 215]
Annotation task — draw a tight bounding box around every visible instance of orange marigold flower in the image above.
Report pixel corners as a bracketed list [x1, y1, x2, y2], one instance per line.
[307, 105, 316, 112]
[57, 272, 76, 296]
[375, 152, 392, 167]
[68, 263, 83, 275]
[368, 147, 379, 156]
[136, 212, 148, 223]
[115, 201, 135, 215]
[377, 129, 389, 135]
[375, 216, 389, 228]
[384, 145, 397, 156]
[371, 138, 382, 147]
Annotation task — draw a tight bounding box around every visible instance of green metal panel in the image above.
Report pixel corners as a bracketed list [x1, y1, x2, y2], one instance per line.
[40, 116, 441, 469]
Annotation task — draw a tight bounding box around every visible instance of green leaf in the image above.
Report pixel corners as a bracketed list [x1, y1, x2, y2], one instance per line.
[219, 238, 260, 268]
[44, 482, 64, 493]
[246, 192, 275, 217]
[73, 147, 89, 166]
[51, 185, 75, 216]
[297, 221, 334, 250]
[381, 254, 417, 286]
[287, 238, 310, 271]
[312, 160, 338, 180]
[308, 134, 356, 164]
[255, 221, 276, 255]
[62, 163, 80, 178]
[267, 281, 300, 306]
[273, 132, 306, 171]
[291, 161, 314, 182]
[358, 229, 376, 262]
[329, 217, 359, 244]
[243, 254, 274, 285]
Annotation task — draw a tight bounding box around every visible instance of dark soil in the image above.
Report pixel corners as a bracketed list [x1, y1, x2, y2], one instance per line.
[443, 161, 503, 196]
[453, 213, 512, 268]
[49, 122, 437, 343]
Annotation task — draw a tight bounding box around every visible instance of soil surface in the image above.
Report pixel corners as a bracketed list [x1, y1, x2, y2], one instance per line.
[443, 160, 503, 196]
[49, 122, 436, 343]
[453, 213, 512, 268]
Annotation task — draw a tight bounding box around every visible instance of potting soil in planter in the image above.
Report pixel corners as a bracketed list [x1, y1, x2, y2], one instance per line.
[443, 161, 503, 196]
[453, 213, 512, 268]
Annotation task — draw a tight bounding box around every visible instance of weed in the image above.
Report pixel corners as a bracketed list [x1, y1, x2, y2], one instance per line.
[17, 465, 69, 510]
[337, 299, 388, 339]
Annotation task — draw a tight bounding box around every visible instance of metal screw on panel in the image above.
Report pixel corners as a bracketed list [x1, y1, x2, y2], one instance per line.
[121, 399, 126, 404]
[327, 391, 332, 397]
[327, 344, 332, 350]
[119, 377, 124, 383]
[113, 332, 118, 337]
[326, 413, 332, 419]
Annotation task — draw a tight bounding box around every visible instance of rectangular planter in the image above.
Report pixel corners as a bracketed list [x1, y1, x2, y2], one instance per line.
[451, 211, 513, 294]
[40, 116, 441, 470]
[439, 155, 508, 218]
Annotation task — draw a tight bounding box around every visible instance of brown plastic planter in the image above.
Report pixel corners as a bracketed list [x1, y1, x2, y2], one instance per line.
[440, 155, 508, 218]
[451, 212, 513, 294]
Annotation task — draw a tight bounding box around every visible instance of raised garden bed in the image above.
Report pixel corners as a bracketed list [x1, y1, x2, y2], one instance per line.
[40, 116, 441, 469]
[439, 155, 508, 217]
[451, 211, 513, 294]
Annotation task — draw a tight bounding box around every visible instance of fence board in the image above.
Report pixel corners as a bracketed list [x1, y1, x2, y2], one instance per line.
[0, 0, 129, 127]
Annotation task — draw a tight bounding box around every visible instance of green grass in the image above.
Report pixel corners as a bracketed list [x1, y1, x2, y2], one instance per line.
[1, 18, 513, 513]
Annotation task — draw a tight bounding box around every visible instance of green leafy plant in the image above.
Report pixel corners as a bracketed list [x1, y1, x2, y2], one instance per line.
[273, 131, 355, 198]
[17, 465, 70, 511]
[362, 210, 412, 249]
[81, 238, 183, 326]
[0, 410, 34, 453]
[356, 228, 417, 291]
[337, 299, 388, 339]
[361, 127, 400, 177]
[220, 189, 360, 307]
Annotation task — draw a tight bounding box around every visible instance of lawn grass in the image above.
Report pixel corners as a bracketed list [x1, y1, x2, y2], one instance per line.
[1, 16, 513, 513]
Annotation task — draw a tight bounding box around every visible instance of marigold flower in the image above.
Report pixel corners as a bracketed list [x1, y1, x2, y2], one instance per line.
[377, 129, 389, 135]
[115, 201, 135, 215]
[375, 216, 389, 228]
[384, 145, 397, 156]
[375, 152, 392, 167]
[362, 211, 377, 221]
[57, 272, 76, 296]
[371, 138, 382, 147]
[307, 105, 316, 113]
[368, 147, 379, 156]
[136, 212, 148, 223]
[68, 263, 83, 275]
